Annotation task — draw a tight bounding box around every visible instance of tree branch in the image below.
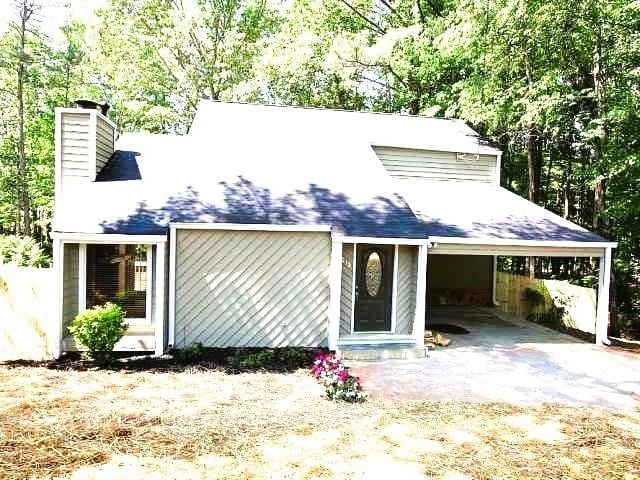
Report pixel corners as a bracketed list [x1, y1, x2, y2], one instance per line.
[337, 0, 386, 35]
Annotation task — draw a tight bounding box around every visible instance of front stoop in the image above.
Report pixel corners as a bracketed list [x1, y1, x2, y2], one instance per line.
[338, 344, 428, 361]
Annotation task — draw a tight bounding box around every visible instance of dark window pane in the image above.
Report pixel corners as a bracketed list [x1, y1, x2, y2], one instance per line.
[86, 244, 147, 319]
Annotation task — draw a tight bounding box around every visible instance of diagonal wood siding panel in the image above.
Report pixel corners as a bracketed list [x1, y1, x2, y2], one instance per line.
[340, 243, 354, 335]
[396, 245, 417, 334]
[174, 230, 331, 348]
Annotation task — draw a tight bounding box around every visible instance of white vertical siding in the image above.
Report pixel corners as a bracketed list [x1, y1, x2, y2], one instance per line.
[59, 109, 114, 185]
[95, 115, 114, 172]
[395, 245, 417, 334]
[60, 112, 92, 184]
[340, 243, 354, 335]
[374, 146, 497, 183]
[174, 230, 331, 348]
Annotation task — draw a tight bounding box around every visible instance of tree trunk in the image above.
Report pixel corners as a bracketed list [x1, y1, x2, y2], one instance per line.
[527, 124, 542, 204]
[527, 124, 542, 279]
[16, 0, 32, 236]
[408, 96, 420, 115]
[591, 22, 618, 334]
[593, 180, 605, 232]
[563, 157, 572, 219]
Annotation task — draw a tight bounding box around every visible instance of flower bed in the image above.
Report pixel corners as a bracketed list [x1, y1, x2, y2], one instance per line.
[310, 352, 366, 402]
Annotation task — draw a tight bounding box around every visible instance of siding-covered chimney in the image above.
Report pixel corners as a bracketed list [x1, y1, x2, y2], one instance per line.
[54, 102, 116, 193]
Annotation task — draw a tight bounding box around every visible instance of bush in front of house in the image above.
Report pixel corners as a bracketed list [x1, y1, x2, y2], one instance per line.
[229, 347, 316, 370]
[68, 302, 127, 358]
[172, 342, 205, 362]
[310, 352, 366, 402]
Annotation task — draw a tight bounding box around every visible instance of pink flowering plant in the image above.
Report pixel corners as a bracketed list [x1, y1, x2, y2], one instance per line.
[310, 352, 367, 402]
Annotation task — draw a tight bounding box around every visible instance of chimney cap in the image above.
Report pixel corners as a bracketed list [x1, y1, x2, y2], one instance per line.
[74, 99, 110, 116]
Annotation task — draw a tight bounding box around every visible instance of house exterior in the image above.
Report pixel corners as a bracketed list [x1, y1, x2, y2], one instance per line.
[51, 101, 616, 358]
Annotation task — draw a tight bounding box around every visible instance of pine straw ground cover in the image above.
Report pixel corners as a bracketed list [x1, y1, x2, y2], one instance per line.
[0, 365, 639, 480]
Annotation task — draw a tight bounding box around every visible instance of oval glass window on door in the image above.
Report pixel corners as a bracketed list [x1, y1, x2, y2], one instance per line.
[365, 251, 383, 297]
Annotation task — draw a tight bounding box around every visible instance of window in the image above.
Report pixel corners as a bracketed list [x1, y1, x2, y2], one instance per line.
[364, 251, 382, 297]
[86, 244, 149, 320]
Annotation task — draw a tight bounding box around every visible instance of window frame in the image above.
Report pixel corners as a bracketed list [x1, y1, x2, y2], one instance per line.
[79, 243, 153, 326]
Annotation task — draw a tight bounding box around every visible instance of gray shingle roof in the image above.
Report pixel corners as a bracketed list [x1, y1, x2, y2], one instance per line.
[54, 101, 608, 244]
[55, 128, 426, 238]
[398, 179, 607, 242]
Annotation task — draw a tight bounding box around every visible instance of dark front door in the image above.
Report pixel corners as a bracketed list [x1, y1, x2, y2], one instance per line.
[354, 244, 394, 332]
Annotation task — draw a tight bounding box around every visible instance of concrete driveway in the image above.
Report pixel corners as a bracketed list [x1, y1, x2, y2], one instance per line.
[348, 307, 640, 411]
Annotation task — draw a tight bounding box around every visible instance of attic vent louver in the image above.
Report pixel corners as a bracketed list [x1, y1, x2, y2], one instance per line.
[456, 153, 479, 162]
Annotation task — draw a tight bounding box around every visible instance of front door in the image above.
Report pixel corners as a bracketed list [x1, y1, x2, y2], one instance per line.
[354, 244, 394, 332]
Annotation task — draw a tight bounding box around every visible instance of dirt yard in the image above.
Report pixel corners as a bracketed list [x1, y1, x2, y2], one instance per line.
[0, 364, 639, 480]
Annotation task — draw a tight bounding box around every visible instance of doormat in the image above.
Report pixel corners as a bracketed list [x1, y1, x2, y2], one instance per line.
[428, 323, 470, 335]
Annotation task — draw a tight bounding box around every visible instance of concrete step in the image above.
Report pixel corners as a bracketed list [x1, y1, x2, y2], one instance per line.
[339, 344, 428, 361]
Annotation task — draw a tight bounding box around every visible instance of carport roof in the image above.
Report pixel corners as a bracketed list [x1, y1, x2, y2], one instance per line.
[396, 179, 610, 244]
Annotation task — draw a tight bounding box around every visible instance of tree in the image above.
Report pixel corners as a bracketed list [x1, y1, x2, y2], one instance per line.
[88, 0, 279, 133]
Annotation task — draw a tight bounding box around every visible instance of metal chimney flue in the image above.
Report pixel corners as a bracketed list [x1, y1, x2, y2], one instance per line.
[74, 99, 110, 116]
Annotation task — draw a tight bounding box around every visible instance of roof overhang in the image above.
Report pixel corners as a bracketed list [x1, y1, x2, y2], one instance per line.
[427, 236, 616, 257]
[169, 222, 332, 233]
[52, 232, 167, 244]
[334, 235, 430, 246]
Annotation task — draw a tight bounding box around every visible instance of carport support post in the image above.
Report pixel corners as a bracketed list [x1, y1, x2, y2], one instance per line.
[595, 246, 612, 346]
[413, 244, 427, 347]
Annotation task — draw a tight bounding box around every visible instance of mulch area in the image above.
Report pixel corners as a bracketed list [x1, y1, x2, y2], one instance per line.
[0, 363, 639, 480]
[1, 347, 323, 374]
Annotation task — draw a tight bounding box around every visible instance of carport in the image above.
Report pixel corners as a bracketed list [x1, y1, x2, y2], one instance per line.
[397, 180, 617, 345]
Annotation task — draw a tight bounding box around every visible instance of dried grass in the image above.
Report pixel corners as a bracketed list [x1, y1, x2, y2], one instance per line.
[0, 365, 638, 480]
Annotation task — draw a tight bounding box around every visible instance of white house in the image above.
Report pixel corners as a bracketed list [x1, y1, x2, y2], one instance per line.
[51, 100, 616, 357]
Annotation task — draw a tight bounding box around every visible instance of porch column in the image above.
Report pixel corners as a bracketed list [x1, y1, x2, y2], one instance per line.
[327, 236, 343, 351]
[154, 242, 166, 356]
[595, 246, 612, 346]
[78, 243, 87, 313]
[413, 244, 427, 347]
[52, 239, 63, 359]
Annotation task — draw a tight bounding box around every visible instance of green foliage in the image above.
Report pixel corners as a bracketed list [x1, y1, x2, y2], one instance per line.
[0, 0, 639, 336]
[326, 375, 366, 402]
[0, 235, 49, 267]
[523, 286, 567, 327]
[173, 342, 205, 362]
[229, 347, 315, 369]
[523, 287, 547, 308]
[68, 303, 127, 354]
[527, 307, 565, 328]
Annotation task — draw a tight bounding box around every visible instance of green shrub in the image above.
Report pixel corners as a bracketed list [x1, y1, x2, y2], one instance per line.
[0, 235, 49, 267]
[68, 303, 127, 355]
[229, 347, 315, 370]
[523, 287, 546, 307]
[528, 305, 566, 327]
[173, 342, 205, 362]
